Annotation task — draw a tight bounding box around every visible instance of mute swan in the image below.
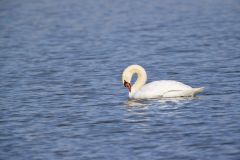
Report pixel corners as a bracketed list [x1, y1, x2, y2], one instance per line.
[122, 65, 204, 99]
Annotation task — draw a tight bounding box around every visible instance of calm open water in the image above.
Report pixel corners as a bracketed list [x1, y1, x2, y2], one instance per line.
[0, 0, 240, 159]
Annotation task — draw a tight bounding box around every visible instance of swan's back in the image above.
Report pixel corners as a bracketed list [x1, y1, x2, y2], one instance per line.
[132, 80, 201, 99]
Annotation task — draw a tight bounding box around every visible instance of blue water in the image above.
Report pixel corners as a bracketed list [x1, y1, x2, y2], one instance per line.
[1, 0, 240, 159]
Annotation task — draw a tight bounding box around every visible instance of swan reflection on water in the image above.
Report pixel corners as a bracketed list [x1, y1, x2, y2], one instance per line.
[125, 97, 197, 108]
[123, 97, 197, 126]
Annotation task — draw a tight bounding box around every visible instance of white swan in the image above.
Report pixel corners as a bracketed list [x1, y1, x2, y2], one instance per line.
[122, 64, 204, 99]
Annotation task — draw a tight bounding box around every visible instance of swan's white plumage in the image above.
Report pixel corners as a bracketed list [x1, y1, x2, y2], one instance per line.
[122, 65, 204, 99]
[132, 80, 203, 99]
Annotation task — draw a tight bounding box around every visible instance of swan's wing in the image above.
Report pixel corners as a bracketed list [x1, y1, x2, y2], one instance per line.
[162, 90, 193, 97]
[162, 87, 204, 98]
[141, 80, 192, 92]
[133, 80, 193, 99]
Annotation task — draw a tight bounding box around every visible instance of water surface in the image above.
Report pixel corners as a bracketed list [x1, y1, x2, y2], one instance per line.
[0, 0, 240, 159]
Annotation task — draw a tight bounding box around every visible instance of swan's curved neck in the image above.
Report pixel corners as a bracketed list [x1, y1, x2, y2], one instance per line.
[122, 65, 147, 97]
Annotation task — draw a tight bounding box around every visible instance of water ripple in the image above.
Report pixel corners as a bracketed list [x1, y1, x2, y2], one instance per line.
[1, 0, 240, 160]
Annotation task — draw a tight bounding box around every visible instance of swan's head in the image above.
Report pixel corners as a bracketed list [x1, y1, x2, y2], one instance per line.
[122, 64, 147, 94]
[122, 69, 132, 92]
[124, 80, 131, 92]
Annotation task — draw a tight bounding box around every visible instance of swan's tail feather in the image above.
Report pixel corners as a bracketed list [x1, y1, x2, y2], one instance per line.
[192, 87, 204, 96]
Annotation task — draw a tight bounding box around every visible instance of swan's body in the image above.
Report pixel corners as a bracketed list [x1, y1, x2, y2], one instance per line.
[122, 65, 204, 99]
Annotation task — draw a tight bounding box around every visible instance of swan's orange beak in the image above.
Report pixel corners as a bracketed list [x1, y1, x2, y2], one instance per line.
[124, 80, 131, 92]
